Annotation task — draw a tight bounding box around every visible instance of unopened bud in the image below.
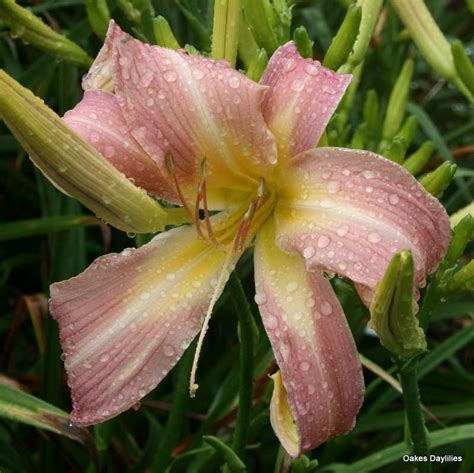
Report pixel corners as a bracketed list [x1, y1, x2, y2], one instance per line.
[403, 141, 435, 175]
[293, 26, 313, 59]
[420, 162, 457, 198]
[153, 16, 180, 49]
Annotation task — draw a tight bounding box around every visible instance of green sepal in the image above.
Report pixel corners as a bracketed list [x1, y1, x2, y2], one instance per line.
[116, 0, 142, 24]
[153, 16, 180, 49]
[451, 39, 474, 95]
[446, 261, 474, 294]
[246, 48, 269, 82]
[323, 4, 362, 71]
[403, 141, 435, 175]
[0, 0, 92, 67]
[293, 26, 313, 59]
[86, 0, 110, 40]
[369, 250, 427, 360]
[382, 59, 414, 141]
[291, 454, 319, 473]
[202, 436, 246, 472]
[420, 162, 457, 198]
[0, 70, 177, 234]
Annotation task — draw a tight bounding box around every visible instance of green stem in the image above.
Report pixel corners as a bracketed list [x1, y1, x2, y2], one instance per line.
[228, 272, 255, 460]
[150, 343, 195, 472]
[398, 361, 431, 472]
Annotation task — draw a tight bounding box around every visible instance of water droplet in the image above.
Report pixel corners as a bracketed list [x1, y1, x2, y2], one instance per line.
[286, 281, 298, 293]
[294, 311, 303, 321]
[140, 71, 154, 87]
[254, 292, 267, 304]
[126, 231, 136, 238]
[104, 146, 115, 158]
[291, 79, 305, 92]
[166, 273, 175, 281]
[303, 246, 315, 259]
[361, 170, 375, 179]
[163, 70, 177, 82]
[138, 389, 146, 397]
[389, 194, 400, 205]
[308, 384, 316, 394]
[164, 345, 175, 357]
[266, 314, 278, 329]
[317, 235, 330, 248]
[321, 301, 333, 315]
[337, 225, 349, 237]
[228, 76, 240, 89]
[100, 354, 110, 362]
[146, 98, 155, 106]
[322, 171, 332, 180]
[300, 361, 310, 371]
[368, 232, 381, 243]
[284, 59, 297, 72]
[304, 64, 318, 76]
[192, 69, 204, 80]
[327, 180, 340, 194]
[322, 381, 328, 389]
[365, 186, 374, 193]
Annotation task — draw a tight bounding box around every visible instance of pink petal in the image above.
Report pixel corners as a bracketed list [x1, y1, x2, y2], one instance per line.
[64, 90, 170, 196]
[275, 148, 451, 303]
[254, 219, 364, 456]
[50, 223, 233, 425]
[82, 21, 126, 92]
[261, 42, 351, 162]
[110, 29, 277, 208]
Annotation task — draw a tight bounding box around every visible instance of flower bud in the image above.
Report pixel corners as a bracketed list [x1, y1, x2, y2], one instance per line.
[86, 0, 110, 40]
[246, 49, 269, 82]
[293, 26, 313, 59]
[420, 162, 457, 198]
[211, 0, 241, 67]
[369, 250, 427, 360]
[384, 137, 407, 165]
[323, 5, 362, 71]
[403, 141, 435, 175]
[446, 261, 474, 294]
[153, 16, 180, 49]
[0, 70, 171, 234]
[451, 40, 474, 96]
[0, 0, 92, 67]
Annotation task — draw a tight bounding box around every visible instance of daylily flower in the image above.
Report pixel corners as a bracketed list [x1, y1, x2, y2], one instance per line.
[44, 22, 450, 457]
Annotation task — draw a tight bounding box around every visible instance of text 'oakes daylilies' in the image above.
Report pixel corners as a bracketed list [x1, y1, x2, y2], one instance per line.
[2, 21, 450, 458]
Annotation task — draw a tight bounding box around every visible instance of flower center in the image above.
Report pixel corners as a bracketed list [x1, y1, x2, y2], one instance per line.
[166, 152, 277, 252]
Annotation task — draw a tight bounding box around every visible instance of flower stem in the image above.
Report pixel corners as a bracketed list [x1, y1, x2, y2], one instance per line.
[150, 343, 195, 472]
[228, 271, 255, 460]
[398, 360, 432, 472]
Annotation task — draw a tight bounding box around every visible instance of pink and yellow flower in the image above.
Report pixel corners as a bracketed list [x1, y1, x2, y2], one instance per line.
[46, 22, 450, 456]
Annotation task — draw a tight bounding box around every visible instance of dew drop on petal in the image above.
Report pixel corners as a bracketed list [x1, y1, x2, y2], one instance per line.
[389, 194, 400, 205]
[308, 384, 316, 394]
[303, 246, 316, 259]
[228, 76, 240, 89]
[317, 235, 330, 248]
[304, 64, 318, 76]
[164, 345, 175, 357]
[266, 315, 278, 329]
[321, 301, 333, 315]
[327, 180, 340, 194]
[163, 70, 177, 82]
[300, 361, 310, 371]
[337, 225, 349, 237]
[361, 170, 375, 179]
[291, 79, 305, 92]
[286, 281, 298, 293]
[368, 232, 382, 243]
[100, 354, 110, 362]
[254, 292, 267, 305]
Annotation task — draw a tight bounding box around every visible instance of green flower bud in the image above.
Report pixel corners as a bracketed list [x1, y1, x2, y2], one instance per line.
[86, 0, 110, 40]
[403, 141, 435, 175]
[397, 115, 419, 149]
[384, 137, 407, 164]
[293, 26, 313, 59]
[323, 5, 362, 71]
[0, 70, 177, 234]
[211, 0, 242, 67]
[363, 89, 380, 143]
[420, 162, 457, 198]
[444, 214, 474, 268]
[350, 123, 367, 149]
[446, 261, 474, 294]
[0, 0, 92, 67]
[369, 250, 427, 360]
[116, 0, 141, 25]
[451, 39, 474, 95]
[246, 48, 269, 82]
[382, 59, 414, 141]
[153, 16, 180, 49]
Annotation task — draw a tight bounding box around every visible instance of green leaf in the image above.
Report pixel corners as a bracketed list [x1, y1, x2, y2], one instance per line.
[0, 384, 92, 445]
[203, 436, 246, 472]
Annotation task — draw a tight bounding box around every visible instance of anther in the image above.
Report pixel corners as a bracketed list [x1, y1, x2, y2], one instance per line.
[165, 151, 194, 220]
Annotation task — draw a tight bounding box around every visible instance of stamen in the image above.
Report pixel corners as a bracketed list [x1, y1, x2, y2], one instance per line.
[194, 182, 206, 240]
[165, 152, 194, 220]
[189, 246, 236, 397]
[233, 201, 257, 252]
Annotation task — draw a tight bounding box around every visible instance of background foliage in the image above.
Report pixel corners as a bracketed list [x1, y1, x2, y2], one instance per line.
[0, 0, 473, 472]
